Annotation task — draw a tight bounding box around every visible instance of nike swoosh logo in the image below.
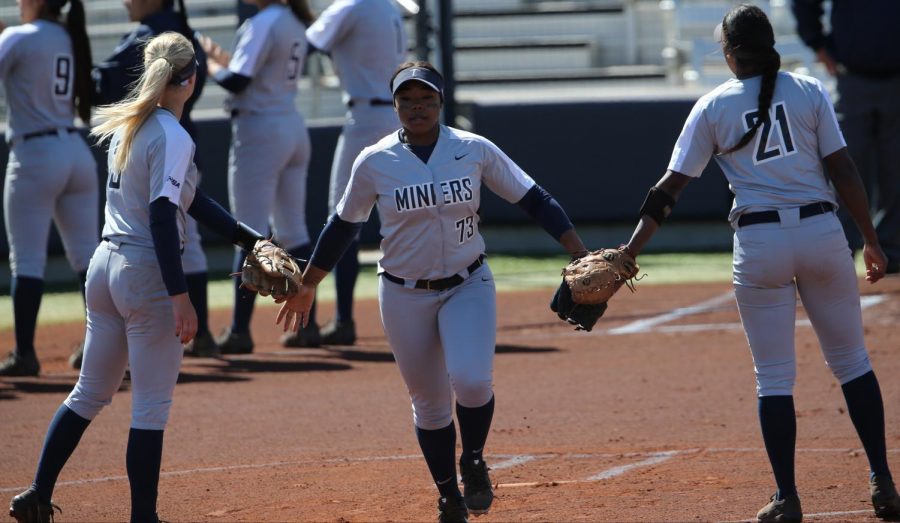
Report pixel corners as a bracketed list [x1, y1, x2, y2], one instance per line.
[455, 153, 469, 160]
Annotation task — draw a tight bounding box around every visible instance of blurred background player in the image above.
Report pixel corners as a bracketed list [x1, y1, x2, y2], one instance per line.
[276, 61, 590, 523]
[9, 32, 267, 523]
[285, 0, 409, 347]
[792, 0, 900, 274]
[621, 6, 900, 522]
[81, 0, 216, 365]
[0, 0, 96, 377]
[201, 0, 317, 354]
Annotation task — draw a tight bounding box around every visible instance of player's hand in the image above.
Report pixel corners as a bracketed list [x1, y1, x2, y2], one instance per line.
[199, 34, 230, 67]
[171, 293, 198, 344]
[276, 283, 316, 332]
[863, 241, 887, 284]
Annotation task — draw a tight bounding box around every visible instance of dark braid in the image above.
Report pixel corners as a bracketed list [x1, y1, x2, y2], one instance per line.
[176, 0, 190, 34]
[719, 4, 781, 155]
[64, 0, 93, 124]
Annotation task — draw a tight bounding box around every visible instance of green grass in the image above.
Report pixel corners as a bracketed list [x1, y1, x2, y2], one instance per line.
[1, 251, 868, 331]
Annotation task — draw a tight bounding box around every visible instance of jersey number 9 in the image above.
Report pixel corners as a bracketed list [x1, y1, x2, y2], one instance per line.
[53, 54, 72, 99]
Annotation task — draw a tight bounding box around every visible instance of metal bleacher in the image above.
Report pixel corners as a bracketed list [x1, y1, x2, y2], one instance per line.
[0, 0, 825, 125]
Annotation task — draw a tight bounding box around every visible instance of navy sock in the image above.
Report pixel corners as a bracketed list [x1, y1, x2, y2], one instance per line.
[289, 244, 317, 325]
[416, 422, 461, 499]
[842, 371, 890, 478]
[12, 276, 44, 356]
[186, 272, 209, 336]
[126, 428, 164, 523]
[456, 395, 495, 465]
[230, 250, 256, 334]
[32, 405, 91, 502]
[77, 270, 87, 305]
[758, 395, 797, 499]
[334, 240, 360, 323]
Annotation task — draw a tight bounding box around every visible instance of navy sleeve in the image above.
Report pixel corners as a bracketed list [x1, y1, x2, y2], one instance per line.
[149, 198, 187, 296]
[187, 189, 237, 240]
[212, 68, 252, 93]
[92, 27, 150, 106]
[307, 42, 321, 57]
[309, 214, 365, 272]
[516, 184, 575, 240]
[791, 0, 826, 51]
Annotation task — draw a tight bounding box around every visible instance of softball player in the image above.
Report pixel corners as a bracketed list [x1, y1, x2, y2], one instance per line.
[8, 32, 265, 522]
[201, 0, 317, 353]
[277, 61, 589, 523]
[77, 0, 216, 366]
[291, 0, 408, 347]
[621, 6, 900, 522]
[0, 0, 96, 377]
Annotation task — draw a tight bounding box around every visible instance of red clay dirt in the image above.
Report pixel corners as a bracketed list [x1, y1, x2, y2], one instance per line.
[2, 278, 899, 522]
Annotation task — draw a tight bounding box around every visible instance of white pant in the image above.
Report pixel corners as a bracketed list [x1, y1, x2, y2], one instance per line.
[733, 210, 872, 397]
[379, 263, 496, 430]
[65, 241, 184, 430]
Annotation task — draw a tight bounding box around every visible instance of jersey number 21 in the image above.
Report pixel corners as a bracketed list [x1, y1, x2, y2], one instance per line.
[743, 101, 796, 165]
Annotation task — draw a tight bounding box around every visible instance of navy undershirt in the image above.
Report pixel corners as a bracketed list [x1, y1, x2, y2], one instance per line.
[516, 184, 574, 240]
[309, 214, 365, 272]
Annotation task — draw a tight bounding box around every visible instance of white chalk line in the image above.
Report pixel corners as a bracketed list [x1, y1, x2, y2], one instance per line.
[609, 292, 736, 335]
[6, 446, 892, 494]
[586, 450, 682, 481]
[721, 508, 872, 523]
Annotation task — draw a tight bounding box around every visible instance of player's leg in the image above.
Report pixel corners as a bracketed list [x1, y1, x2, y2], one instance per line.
[221, 117, 279, 353]
[873, 82, 900, 272]
[439, 263, 496, 514]
[51, 137, 99, 369]
[325, 131, 359, 343]
[12, 244, 128, 518]
[794, 214, 899, 517]
[273, 118, 320, 347]
[1, 142, 58, 376]
[182, 213, 215, 357]
[733, 223, 802, 520]
[116, 245, 184, 522]
[379, 278, 466, 520]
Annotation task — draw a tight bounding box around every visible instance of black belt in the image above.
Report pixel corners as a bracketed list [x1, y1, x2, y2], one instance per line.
[103, 236, 184, 254]
[737, 202, 833, 227]
[347, 98, 393, 108]
[382, 256, 484, 291]
[15, 127, 78, 144]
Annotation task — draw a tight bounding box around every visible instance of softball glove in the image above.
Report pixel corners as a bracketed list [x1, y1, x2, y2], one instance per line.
[240, 239, 304, 299]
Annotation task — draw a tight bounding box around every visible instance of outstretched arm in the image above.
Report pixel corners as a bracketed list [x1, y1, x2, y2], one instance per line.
[516, 184, 587, 257]
[623, 170, 693, 257]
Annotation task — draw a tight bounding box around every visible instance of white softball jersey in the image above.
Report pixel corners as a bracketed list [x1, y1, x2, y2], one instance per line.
[669, 71, 846, 225]
[305, 0, 407, 103]
[0, 20, 78, 141]
[227, 3, 307, 115]
[337, 125, 535, 280]
[102, 108, 199, 250]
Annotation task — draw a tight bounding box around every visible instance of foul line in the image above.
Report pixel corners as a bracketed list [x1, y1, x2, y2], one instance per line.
[608, 292, 735, 335]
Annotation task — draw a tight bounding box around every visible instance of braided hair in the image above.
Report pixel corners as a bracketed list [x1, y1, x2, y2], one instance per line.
[719, 4, 781, 155]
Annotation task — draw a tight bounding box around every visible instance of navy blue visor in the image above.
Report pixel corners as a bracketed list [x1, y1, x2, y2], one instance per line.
[391, 67, 444, 98]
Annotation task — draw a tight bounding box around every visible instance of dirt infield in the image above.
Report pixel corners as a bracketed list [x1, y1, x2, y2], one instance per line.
[2, 278, 899, 522]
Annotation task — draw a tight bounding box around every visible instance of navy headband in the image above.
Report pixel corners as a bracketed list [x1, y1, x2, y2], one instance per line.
[170, 59, 198, 85]
[391, 67, 444, 98]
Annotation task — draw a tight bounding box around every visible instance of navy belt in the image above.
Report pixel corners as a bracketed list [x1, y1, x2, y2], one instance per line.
[347, 98, 393, 108]
[382, 256, 484, 291]
[9, 127, 78, 146]
[737, 202, 833, 227]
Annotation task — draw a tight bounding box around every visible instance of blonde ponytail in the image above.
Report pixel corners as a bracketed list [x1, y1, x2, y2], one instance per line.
[91, 32, 195, 173]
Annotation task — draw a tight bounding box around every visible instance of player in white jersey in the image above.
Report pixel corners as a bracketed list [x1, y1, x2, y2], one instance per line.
[287, 0, 409, 347]
[276, 61, 590, 523]
[0, 0, 96, 377]
[8, 33, 266, 522]
[619, 6, 900, 523]
[200, 0, 317, 354]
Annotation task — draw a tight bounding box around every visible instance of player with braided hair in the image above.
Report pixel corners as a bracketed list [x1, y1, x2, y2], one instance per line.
[621, 5, 900, 522]
[0, 0, 96, 377]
